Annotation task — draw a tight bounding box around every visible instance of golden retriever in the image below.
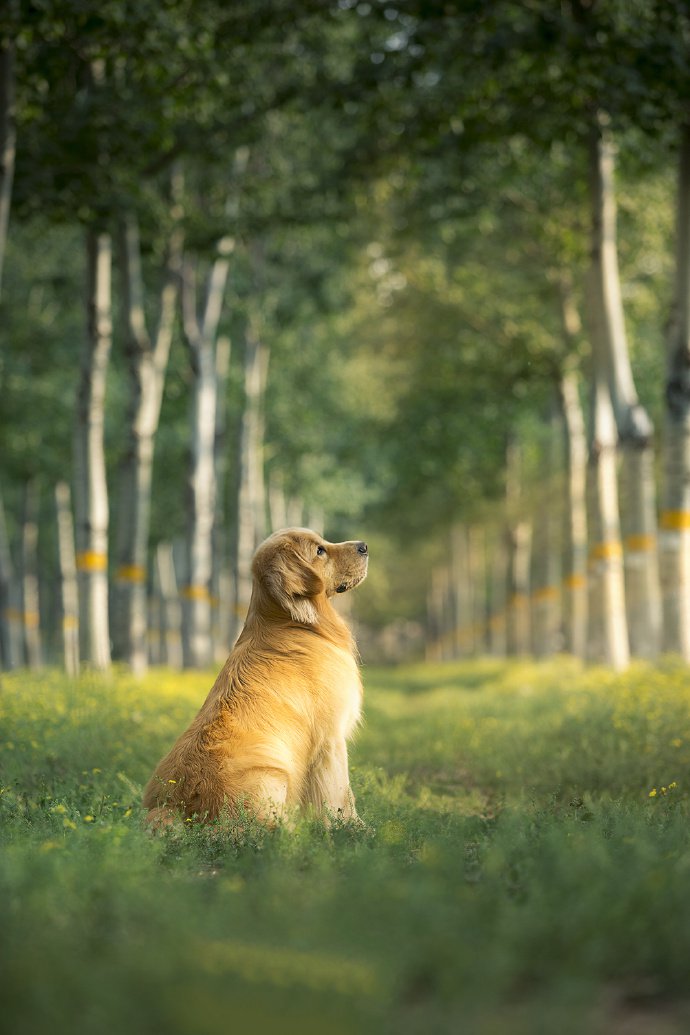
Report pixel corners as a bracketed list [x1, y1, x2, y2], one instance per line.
[142, 528, 369, 826]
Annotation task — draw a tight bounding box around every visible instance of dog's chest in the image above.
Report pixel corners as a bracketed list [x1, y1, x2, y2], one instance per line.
[321, 644, 362, 739]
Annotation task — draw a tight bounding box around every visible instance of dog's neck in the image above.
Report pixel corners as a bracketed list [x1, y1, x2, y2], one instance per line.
[240, 584, 356, 654]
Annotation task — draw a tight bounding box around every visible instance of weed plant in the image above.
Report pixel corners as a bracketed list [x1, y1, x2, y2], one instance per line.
[3, 658, 690, 1033]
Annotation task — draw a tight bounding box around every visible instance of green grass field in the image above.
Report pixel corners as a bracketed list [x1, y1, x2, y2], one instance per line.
[3, 657, 690, 1034]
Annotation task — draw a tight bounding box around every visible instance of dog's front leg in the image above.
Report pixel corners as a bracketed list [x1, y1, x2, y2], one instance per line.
[304, 738, 359, 825]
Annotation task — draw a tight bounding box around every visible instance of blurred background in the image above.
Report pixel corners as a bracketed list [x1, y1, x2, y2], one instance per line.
[0, 0, 688, 674]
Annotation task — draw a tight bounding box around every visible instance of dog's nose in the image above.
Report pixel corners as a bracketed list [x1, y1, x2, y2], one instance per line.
[356, 542, 368, 555]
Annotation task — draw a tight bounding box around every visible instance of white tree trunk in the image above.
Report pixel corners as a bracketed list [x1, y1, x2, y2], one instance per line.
[0, 40, 16, 297]
[21, 481, 42, 668]
[232, 325, 270, 642]
[0, 487, 21, 668]
[113, 202, 182, 674]
[73, 229, 112, 670]
[560, 369, 588, 659]
[154, 542, 182, 668]
[450, 524, 471, 657]
[530, 409, 562, 658]
[661, 123, 690, 658]
[55, 481, 80, 677]
[504, 439, 531, 656]
[487, 526, 507, 657]
[181, 238, 233, 668]
[211, 336, 232, 661]
[589, 121, 659, 659]
[585, 259, 629, 671]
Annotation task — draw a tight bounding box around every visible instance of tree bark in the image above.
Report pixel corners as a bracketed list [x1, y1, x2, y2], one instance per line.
[588, 120, 660, 659]
[0, 40, 16, 297]
[181, 237, 233, 667]
[559, 368, 588, 659]
[585, 263, 629, 671]
[487, 526, 507, 657]
[212, 336, 232, 660]
[660, 123, 690, 658]
[505, 438, 531, 656]
[0, 486, 22, 668]
[530, 408, 562, 658]
[154, 542, 182, 668]
[73, 228, 112, 670]
[231, 283, 270, 643]
[55, 482, 80, 677]
[21, 480, 42, 668]
[113, 191, 183, 674]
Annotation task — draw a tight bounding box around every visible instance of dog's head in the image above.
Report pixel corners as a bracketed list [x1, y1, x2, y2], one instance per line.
[252, 528, 369, 625]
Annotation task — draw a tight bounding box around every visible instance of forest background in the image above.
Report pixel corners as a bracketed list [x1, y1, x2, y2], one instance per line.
[1, 0, 690, 675]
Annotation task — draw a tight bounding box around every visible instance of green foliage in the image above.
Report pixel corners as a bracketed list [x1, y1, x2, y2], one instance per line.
[4, 660, 690, 1033]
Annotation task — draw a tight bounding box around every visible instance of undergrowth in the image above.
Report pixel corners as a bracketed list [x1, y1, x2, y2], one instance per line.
[3, 657, 690, 1034]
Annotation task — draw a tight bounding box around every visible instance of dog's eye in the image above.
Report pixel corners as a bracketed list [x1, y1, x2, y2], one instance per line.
[316, 546, 327, 557]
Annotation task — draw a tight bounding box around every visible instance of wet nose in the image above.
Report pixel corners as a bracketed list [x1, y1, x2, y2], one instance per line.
[356, 542, 368, 555]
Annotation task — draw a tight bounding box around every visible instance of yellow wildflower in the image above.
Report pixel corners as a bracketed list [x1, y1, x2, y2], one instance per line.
[83, 815, 94, 823]
[648, 789, 657, 798]
[167, 779, 177, 784]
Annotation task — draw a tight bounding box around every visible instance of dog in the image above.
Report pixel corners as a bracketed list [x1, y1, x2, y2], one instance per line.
[142, 528, 369, 826]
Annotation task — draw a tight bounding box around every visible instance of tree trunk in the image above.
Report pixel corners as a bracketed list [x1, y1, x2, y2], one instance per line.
[73, 228, 112, 670]
[113, 200, 182, 674]
[427, 565, 453, 661]
[55, 482, 80, 677]
[504, 439, 531, 656]
[0, 487, 22, 668]
[21, 480, 42, 668]
[0, 40, 16, 297]
[450, 524, 471, 657]
[661, 123, 690, 658]
[556, 274, 589, 660]
[585, 261, 629, 671]
[589, 120, 659, 659]
[212, 336, 232, 661]
[530, 408, 562, 658]
[559, 369, 588, 659]
[181, 237, 233, 668]
[231, 321, 270, 642]
[487, 526, 507, 657]
[155, 542, 182, 668]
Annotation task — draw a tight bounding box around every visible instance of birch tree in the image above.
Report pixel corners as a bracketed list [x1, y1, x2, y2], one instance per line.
[557, 283, 588, 660]
[112, 178, 183, 674]
[0, 487, 21, 668]
[180, 235, 234, 668]
[73, 228, 113, 670]
[504, 439, 531, 657]
[660, 123, 690, 658]
[55, 481, 79, 677]
[588, 121, 660, 659]
[232, 303, 270, 642]
[20, 480, 42, 668]
[559, 366, 588, 660]
[0, 37, 15, 296]
[585, 266, 629, 671]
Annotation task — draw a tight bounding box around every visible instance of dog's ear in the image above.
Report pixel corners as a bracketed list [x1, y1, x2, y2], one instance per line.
[264, 551, 324, 624]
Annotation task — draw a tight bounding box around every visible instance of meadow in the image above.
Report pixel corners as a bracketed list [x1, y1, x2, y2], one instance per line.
[3, 657, 690, 1034]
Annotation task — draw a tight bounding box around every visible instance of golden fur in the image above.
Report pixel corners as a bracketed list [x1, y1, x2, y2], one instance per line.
[142, 528, 369, 825]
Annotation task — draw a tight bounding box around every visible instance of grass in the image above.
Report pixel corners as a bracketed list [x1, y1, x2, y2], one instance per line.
[3, 656, 690, 1034]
